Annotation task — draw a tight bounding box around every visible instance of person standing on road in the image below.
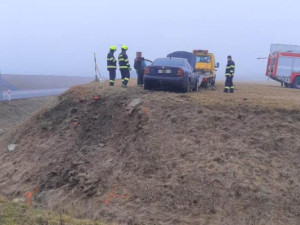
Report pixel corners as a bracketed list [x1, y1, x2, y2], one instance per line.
[118, 45, 131, 88]
[107, 46, 117, 86]
[224, 55, 235, 93]
[134, 56, 146, 86]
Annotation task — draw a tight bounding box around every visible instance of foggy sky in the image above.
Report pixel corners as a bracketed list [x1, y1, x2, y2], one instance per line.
[1, 0, 300, 80]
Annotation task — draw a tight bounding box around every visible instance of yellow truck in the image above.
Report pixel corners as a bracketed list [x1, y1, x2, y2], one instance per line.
[193, 50, 219, 87]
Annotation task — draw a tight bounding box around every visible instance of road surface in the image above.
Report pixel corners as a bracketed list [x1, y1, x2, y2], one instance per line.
[0, 88, 68, 101]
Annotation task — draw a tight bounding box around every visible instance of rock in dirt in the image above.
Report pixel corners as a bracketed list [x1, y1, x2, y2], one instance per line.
[98, 143, 105, 147]
[12, 197, 25, 203]
[8, 144, 18, 152]
[126, 98, 142, 113]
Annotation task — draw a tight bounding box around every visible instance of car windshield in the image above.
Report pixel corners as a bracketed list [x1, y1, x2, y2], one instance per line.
[152, 58, 186, 67]
[196, 56, 211, 63]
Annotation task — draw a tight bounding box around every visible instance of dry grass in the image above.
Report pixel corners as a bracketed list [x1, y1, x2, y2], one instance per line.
[189, 81, 300, 110]
[89, 79, 300, 110]
[0, 80, 299, 225]
[0, 196, 107, 225]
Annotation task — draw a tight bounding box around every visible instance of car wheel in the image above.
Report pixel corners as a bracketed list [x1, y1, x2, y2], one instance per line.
[144, 81, 151, 90]
[192, 79, 199, 91]
[182, 82, 189, 93]
[292, 77, 300, 89]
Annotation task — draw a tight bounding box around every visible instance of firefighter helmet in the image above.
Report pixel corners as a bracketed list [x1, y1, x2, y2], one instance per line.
[121, 45, 128, 50]
[110, 46, 117, 51]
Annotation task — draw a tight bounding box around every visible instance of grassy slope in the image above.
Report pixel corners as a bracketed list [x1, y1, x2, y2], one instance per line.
[0, 197, 106, 225]
[0, 80, 298, 224]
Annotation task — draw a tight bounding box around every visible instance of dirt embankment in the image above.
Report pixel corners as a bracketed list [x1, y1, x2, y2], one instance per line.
[0, 97, 56, 137]
[0, 82, 299, 225]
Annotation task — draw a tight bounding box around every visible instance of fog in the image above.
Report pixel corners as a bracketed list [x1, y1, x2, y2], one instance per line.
[1, 0, 300, 81]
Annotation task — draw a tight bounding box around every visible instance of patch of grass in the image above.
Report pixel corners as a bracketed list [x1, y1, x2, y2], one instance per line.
[0, 197, 106, 225]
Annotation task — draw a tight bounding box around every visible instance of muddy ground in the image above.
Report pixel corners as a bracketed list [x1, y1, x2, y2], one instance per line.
[0, 82, 299, 225]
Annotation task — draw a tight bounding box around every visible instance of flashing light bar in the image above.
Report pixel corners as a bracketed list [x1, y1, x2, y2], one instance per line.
[193, 49, 208, 54]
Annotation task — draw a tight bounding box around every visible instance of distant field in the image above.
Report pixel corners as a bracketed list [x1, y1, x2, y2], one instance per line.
[1, 74, 93, 91]
[0, 96, 57, 137]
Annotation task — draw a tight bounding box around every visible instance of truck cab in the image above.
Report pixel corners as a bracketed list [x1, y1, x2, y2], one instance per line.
[193, 50, 219, 87]
[266, 44, 300, 89]
[194, 50, 214, 73]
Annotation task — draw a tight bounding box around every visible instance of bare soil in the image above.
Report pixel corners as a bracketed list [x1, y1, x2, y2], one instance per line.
[0, 82, 299, 225]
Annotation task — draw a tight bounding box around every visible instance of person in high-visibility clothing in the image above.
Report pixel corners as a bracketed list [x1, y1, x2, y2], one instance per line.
[107, 46, 117, 86]
[224, 55, 235, 93]
[118, 45, 131, 87]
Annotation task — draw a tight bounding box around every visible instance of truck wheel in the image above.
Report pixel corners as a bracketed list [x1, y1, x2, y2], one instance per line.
[211, 77, 216, 86]
[292, 77, 300, 89]
[202, 80, 208, 89]
[284, 82, 290, 88]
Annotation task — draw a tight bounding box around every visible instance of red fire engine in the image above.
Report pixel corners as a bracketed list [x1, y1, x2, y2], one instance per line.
[266, 44, 300, 89]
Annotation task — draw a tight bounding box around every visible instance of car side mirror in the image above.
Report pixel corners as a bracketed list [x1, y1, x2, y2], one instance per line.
[215, 62, 220, 68]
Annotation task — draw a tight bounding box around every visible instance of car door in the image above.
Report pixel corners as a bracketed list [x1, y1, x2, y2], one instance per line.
[144, 59, 152, 67]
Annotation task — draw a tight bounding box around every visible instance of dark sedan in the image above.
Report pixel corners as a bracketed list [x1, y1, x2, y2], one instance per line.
[143, 57, 199, 92]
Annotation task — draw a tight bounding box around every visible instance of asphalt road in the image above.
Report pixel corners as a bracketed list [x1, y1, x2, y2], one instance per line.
[0, 88, 68, 101]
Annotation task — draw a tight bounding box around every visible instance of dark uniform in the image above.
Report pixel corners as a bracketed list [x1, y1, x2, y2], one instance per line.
[224, 58, 235, 93]
[134, 57, 146, 86]
[118, 50, 131, 87]
[107, 50, 117, 86]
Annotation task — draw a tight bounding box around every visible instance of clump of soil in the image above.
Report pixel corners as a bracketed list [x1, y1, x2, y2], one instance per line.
[0, 82, 299, 225]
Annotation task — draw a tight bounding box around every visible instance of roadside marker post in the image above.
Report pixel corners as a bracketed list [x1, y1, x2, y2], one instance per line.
[94, 52, 99, 82]
[8, 89, 11, 101]
[94, 52, 105, 83]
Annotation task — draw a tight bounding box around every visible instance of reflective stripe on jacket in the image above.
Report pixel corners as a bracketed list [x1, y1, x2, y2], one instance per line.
[107, 51, 117, 70]
[118, 52, 131, 70]
[226, 60, 235, 76]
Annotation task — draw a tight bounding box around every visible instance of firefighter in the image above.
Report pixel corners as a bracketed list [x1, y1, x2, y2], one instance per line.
[224, 55, 235, 93]
[107, 46, 117, 86]
[118, 45, 131, 87]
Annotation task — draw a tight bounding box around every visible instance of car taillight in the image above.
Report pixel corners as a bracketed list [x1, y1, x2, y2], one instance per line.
[144, 66, 150, 75]
[177, 68, 184, 77]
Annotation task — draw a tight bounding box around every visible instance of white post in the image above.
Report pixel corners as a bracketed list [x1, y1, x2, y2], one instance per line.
[94, 52, 105, 83]
[8, 89, 11, 101]
[94, 52, 99, 82]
